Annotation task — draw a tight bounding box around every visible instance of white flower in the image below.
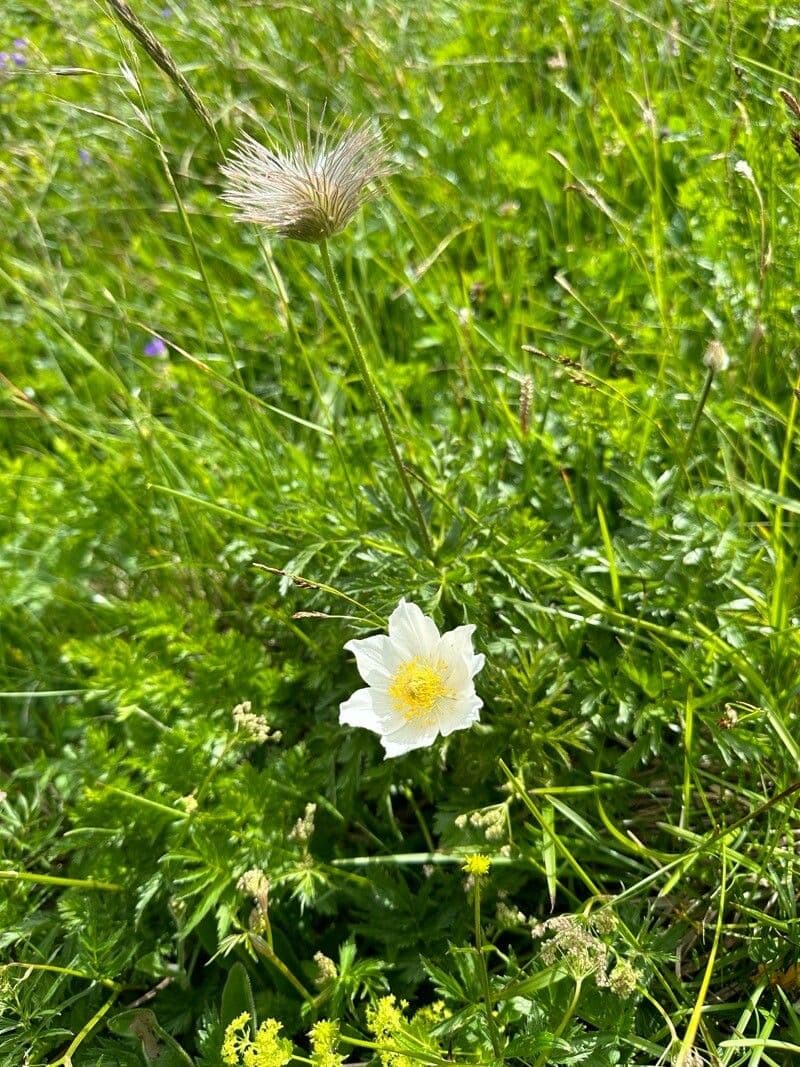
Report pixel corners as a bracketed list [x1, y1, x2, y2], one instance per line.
[339, 599, 485, 758]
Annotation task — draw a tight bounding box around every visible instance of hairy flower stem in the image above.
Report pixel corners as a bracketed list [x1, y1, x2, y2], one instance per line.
[318, 239, 434, 560]
[473, 879, 502, 1058]
[682, 366, 714, 465]
[533, 978, 583, 1067]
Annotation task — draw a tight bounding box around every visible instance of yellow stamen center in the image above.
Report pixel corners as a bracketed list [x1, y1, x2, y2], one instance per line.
[388, 657, 453, 723]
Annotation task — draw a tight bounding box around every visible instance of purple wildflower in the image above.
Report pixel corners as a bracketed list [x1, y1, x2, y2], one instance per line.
[0, 54, 9, 70]
[78, 148, 92, 165]
[144, 336, 168, 358]
[13, 38, 28, 49]
[12, 52, 26, 67]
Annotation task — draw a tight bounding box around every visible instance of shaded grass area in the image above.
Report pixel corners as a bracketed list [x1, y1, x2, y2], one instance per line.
[1, 0, 800, 1063]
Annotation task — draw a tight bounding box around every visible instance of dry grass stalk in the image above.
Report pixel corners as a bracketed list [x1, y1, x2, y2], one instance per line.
[107, 0, 218, 144]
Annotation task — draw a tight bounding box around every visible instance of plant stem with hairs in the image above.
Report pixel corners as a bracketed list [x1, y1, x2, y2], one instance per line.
[318, 239, 433, 559]
[472, 873, 502, 1058]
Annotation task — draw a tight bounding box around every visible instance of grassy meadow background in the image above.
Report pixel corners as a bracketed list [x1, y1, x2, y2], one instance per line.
[2, 0, 800, 1063]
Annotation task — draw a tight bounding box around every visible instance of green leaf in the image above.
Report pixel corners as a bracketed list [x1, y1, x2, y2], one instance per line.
[221, 962, 257, 1034]
[108, 1008, 195, 1065]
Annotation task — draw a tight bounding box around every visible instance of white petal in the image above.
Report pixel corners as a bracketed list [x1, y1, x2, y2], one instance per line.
[340, 688, 408, 737]
[438, 690, 482, 737]
[387, 599, 440, 657]
[380, 720, 439, 759]
[440, 623, 476, 658]
[440, 625, 485, 681]
[470, 652, 485, 679]
[438, 648, 470, 691]
[344, 634, 392, 687]
[339, 688, 387, 733]
[431, 639, 471, 694]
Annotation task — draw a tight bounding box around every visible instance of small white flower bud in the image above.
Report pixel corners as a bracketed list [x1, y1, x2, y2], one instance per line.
[608, 959, 639, 999]
[313, 951, 338, 986]
[288, 802, 317, 844]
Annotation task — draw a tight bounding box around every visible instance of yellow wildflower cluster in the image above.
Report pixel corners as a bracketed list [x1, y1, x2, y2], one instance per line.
[309, 1019, 345, 1067]
[413, 1000, 447, 1027]
[366, 996, 414, 1067]
[221, 1013, 293, 1067]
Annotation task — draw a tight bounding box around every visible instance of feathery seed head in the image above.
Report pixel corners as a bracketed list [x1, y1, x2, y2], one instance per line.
[221, 117, 392, 243]
[703, 339, 730, 373]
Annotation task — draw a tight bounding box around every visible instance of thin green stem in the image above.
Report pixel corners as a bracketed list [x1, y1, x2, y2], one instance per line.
[403, 785, 435, 853]
[3, 961, 120, 990]
[770, 372, 800, 632]
[251, 934, 313, 1002]
[0, 869, 122, 892]
[675, 845, 727, 1065]
[341, 1036, 473, 1066]
[683, 367, 714, 465]
[195, 736, 236, 805]
[318, 239, 433, 560]
[533, 978, 583, 1067]
[259, 238, 359, 503]
[97, 782, 187, 822]
[473, 878, 502, 1058]
[48, 989, 119, 1066]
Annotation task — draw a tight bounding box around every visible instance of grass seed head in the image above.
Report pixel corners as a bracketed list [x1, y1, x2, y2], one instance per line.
[519, 374, 533, 437]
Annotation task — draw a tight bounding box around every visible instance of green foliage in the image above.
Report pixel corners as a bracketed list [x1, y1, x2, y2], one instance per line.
[2, 0, 800, 1064]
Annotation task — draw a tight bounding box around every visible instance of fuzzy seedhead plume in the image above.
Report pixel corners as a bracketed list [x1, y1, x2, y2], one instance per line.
[221, 117, 392, 242]
[702, 339, 730, 373]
